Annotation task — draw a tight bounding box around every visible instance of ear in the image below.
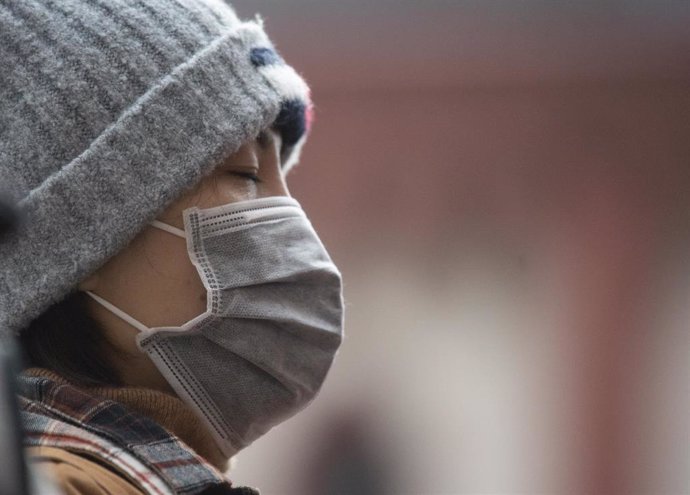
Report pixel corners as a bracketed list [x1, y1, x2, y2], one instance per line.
[77, 271, 99, 292]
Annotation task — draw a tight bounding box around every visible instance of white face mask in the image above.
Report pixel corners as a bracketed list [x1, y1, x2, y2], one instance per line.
[85, 196, 344, 457]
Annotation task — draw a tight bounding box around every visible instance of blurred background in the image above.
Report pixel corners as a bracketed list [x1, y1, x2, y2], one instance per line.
[229, 1, 690, 494]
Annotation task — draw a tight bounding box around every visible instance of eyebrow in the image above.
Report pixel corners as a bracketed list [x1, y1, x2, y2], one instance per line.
[256, 129, 271, 148]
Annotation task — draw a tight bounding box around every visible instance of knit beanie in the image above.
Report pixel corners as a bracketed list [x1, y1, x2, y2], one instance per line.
[0, 0, 313, 336]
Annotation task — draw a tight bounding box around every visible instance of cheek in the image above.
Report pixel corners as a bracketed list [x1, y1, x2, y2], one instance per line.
[198, 174, 257, 207]
[96, 229, 207, 328]
[141, 232, 209, 324]
[158, 175, 259, 231]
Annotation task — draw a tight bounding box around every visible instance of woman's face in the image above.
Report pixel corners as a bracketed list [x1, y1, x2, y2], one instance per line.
[79, 128, 286, 393]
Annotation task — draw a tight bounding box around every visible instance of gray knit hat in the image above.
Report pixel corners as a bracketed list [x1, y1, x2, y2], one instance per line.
[0, 0, 313, 336]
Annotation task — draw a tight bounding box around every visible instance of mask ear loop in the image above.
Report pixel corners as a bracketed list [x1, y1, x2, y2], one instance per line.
[84, 291, 150, 333]
[150, 219, 186, 238]
[83, 220, 186, 334]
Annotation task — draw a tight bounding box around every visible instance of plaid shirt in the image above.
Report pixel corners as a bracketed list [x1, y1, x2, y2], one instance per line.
[17, 372, 259, 495]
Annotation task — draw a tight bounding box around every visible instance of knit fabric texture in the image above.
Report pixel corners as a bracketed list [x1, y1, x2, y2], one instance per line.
[0, 0, 313, 336]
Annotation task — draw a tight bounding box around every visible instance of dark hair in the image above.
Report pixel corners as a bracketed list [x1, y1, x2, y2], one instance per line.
[18, 291, 123, 387]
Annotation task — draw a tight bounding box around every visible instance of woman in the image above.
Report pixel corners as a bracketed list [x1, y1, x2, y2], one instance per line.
[0, 1, 344, 493]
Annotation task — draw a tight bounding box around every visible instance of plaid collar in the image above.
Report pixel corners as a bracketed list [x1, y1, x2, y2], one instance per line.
[17, 372, 258, 495]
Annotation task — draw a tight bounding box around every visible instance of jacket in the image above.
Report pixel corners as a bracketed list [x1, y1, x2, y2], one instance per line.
[17, 368, 259, 494]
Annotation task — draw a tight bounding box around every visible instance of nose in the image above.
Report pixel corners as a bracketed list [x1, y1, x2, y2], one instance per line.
[260, 164, 290, 198]
[257, 131, 290, 198]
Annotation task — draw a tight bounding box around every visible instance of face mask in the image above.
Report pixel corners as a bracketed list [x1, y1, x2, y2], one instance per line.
[85, 196, 344, 457]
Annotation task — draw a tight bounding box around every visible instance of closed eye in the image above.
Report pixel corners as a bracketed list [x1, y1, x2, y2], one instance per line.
[231, 170, 261, 183]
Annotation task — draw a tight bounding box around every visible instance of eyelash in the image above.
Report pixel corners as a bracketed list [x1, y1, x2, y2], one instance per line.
[231, 171, 261, 183]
